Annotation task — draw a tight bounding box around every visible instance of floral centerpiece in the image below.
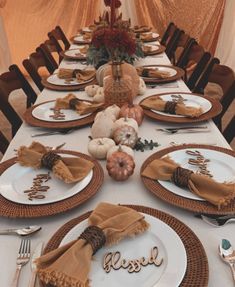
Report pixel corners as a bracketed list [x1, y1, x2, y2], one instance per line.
[87, 0, 143, 68]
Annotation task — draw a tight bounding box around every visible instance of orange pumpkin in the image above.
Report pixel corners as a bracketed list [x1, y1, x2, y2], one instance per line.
[119, 103, 144, 126]
[106, 151, 135, 181]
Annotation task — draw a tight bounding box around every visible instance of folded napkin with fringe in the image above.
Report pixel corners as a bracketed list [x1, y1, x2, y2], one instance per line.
[142, 45, 159, 53]
[54, 93, 103, 115]
[79, 45, 89, 54]
[36, 202, 149, 287]
[57, 68, 95, 82]
[17, 142, 94, 183]
[136, 67, 170, 79]
[140, 97, 203, 118]
[142, 156, 235, 209]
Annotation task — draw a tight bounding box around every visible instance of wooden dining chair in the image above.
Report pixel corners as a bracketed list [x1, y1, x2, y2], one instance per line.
[164, 28, 181, 59]
[223, 115, 235, 144]
[48, 25, 70, 62]
[37, 42, 58, 70]
[0, 130, 9, 154]
[177, 40, 212, 90]
[0, 64, 37, 137]
[23, 48, 56, 91]
[160, 22, 178, 46]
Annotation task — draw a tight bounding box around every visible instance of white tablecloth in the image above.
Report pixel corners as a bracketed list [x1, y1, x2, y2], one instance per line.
[0, 43, 233, 287]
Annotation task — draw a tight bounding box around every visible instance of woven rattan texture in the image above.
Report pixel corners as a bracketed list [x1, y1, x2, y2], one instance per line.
[41, 205, 208, 287]
[0, 150, 104, 218]
[140, 92, 222, 123]
[141, 144, 235, 215]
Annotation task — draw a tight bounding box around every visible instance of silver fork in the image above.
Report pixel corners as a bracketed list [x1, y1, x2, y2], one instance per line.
[200, 215, 235, 227]
[11, 239, 31, 287]
[156, 126, 208, 134]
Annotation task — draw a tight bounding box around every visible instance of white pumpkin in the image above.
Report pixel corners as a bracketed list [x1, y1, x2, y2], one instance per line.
[105, 104, 120, 119]
[94, 111, 116, 122]
[88, 138, 115, 159]
[113, 117, 138, 133]
[96, 63, 108, 86]
[85, 84, 99, 97]
[106, 144, 134, 159]
[93, 87, 104, 103]
[138, 78, 146, 95]
[91, 114, 114, 138]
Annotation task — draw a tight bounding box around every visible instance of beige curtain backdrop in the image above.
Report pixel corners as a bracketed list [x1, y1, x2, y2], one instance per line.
[134, 0, 225, 54]
[1, 0, 101, 67]
[215, 0, 235, 71]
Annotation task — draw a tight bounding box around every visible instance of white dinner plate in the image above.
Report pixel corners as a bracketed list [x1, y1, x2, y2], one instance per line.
[142, 32, 160, 39]
[143, 44, 160, 52]
[64, 49, 86, 57]
[142, 66, 177, 80]
[82, 27, 93, 33]
[47, 74, 94, 86]
[32, 101, 91, 122]
[60, 213, 187, 287]
[159, 148, 235, 201]
[152, 93, 212, 118]
[0, 155, 93, 205]
[74, 35, 91, 43]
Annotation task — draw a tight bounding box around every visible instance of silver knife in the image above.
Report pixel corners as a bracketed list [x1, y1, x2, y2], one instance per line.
[28, 242, 43, 287]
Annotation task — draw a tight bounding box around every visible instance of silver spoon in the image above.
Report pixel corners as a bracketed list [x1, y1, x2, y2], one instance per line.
[219, 239, 235, 283]
[0, 226, 41, 236]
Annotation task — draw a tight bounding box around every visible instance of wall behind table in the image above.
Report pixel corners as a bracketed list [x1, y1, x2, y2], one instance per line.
[2, 0, 101, 68]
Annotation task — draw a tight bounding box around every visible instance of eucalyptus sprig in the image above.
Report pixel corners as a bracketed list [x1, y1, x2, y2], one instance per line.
[134, 138, 159, 152]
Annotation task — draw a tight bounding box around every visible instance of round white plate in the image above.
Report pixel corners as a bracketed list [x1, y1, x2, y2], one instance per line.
[82, 27, 93, 33]
[152, 93, 212, 118]
[60, 213, 187, 287]
[142, 66, 177, 80]
[32, 101, 91, 122]
[142, 32, 159, 39]
[64, 49, 86, 57]
[0, 155, 93, 205]
[143, 44, 160, 52]
[74, 35, 91, 43]
[159, 148, 235, 201]
[47, 74, 94, 86]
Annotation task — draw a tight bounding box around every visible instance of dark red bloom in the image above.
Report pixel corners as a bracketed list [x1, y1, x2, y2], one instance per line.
[104, 0, 121, 8]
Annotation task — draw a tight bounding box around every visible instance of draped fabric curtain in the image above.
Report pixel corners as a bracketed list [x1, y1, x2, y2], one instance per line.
[1, 0, 101, 68]
[215, 0, 235, 71]
[134, 0, 225, 54]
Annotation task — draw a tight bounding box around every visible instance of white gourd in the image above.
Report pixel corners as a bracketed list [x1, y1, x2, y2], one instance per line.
[105, 104, 120, 119]
[94, 111, 116, 122]
[91, 114, 114, 138]
[85, 84, 99, 97]
[106, 144, 134, 159]
[113, 117, 138, 133]
[88, 138, 115, 159]
[93, 87, 104, 103]
[138, 78, 146, 95]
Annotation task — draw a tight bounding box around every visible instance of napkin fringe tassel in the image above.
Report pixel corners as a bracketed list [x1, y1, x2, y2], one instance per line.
[38, 269, 88, 287]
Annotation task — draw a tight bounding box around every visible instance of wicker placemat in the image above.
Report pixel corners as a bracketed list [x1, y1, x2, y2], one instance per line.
[60, 50, 86, 61]
[143, 44, 166, 56]
[23, 100, 98, 129]
[70, 35, 91, 45]
[41, 204, 208, 287]
[140, 92, 222, 123]
[139, 65, 185, 84]
[141, 144, 235, 215]
[41, 77, 96, 91]
[0, 150, 104, 218]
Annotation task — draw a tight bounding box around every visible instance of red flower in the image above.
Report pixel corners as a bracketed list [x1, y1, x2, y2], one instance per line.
[104, 0, 121, 8]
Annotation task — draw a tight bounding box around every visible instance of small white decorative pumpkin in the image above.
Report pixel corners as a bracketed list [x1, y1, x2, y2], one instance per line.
[93, 87, 104, 103]
[138, 78, 146, 95]
[113, 117, 138, 133]
[85, 84, 99, 97]
[88, 138, 115, 159]
[91, 114, 114, 138]
[106, 144, 134, 159]
[94, 111, 116, 122]
[113, 125, 138, 148]
[105, 104, 120, 119]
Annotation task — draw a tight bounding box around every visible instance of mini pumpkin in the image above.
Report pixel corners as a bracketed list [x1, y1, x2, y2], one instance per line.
[113, 125, 138, 148]
[119, 103, 144, 126]
[94, 111, 116, 122]
[91, 114, 114, 138]
[106, 144, 134, 159]
[113, 117, 138, 133]
[88, 138, 115, 159]
[105, 104, 120, 119]
[138, 78, 146, 95]
[106, 151, 135, 181]
[85, 84, 99, 97]
[93, 87, 104, 103]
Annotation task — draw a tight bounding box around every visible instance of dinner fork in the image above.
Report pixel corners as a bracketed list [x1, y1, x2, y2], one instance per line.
[200, 215, 235, 227]
[31, 128, 74, 137]
[11, 239, 31, 287]
[156, 126, 208, 134]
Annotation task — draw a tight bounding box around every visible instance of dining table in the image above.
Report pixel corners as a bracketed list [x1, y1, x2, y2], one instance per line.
[0, 36, 234, 287]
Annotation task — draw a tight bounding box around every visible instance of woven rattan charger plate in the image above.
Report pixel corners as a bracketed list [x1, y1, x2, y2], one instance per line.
[141, 144, 235, 215]
[143, 44, 166, 56]
[41, 204, 208, 287]
[0, 150, 104, 218]
[139, 92, 222, 123]
[23, 100, 99, 129]
[139, 65, 185, 84]
[70, 35, 91, 45]
[41, 77, 96, 91]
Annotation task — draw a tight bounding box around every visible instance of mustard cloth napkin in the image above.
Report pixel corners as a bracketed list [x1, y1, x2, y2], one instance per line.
[140, 97, 203, 118]
[142, 156, 235, 209]
[17, 142, 94, 183]
[36, 202, 149, 287]
[57, 68, 96, 82]
[54, 93, 103, 115]
[142, 45, 159, 53]
[140, 33, 155, 41]
[136, 67, 171, 79]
